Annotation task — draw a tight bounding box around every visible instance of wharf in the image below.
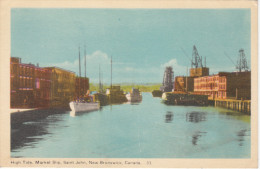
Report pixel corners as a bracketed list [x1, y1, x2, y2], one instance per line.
[11, 108, 37, 114]
[11, 108, 67, 127]
[214, 99, 251, 114]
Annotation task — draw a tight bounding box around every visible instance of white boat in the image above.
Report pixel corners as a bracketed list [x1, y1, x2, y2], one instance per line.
[69, 46, 100, 113]
[126, 88, 142, 102]
[69, 101, 100, 112]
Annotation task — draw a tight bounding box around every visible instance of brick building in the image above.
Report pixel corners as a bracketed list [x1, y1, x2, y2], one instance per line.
[75, 77, 89, 98]
[174, 67, 209, 93]
[34, 67, 52, 107]
[11, 57, 92, 108]
[10, 57, 51, 108]
[45, 67, 76, 108]
[190, 67, 209, 77]
[194, 71, 251, 100]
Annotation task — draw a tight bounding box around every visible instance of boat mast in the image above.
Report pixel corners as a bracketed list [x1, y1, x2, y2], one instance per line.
[99, 64, 101, 92]
[110, 55, 112, 89]
[79, 46, 81, 97]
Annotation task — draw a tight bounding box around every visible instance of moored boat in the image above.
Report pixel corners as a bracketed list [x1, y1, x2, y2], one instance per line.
[106, 86, 127, 104]
[69, 46, 100, 113]
[152, 90, 162, 97]
[162, 92, 208, 106]
[126, 88, 142, 102]
[69, 101, 100, 112]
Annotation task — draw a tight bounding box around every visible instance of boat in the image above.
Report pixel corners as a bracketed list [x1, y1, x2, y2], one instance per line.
[126, 88, 142, 102]
[152, 90, 162, 97]
[69, 100, 100, 112]
[93, 65, 109, 106]
[93, 92, 109, 106]
[106, 86, 127, 104]
[69, 46, 100, 112]
[162, 92, 208, 106]
[105, 56, 127, 104]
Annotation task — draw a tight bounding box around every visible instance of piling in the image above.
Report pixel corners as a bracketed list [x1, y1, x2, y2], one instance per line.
[214, 99, 250, 114]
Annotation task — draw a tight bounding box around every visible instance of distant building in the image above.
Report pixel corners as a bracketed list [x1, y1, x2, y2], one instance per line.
[45, 67, 76, 108]
[10, 57, 51, 108]
[194, 71, 251, 100]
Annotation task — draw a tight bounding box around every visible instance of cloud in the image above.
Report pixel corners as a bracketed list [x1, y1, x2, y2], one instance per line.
[86, 50, 109, 61]
[161, 59, 187, 76]
[43, 53, 189, 84]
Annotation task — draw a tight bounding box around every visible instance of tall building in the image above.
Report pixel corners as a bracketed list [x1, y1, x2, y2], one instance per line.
[45, 67, 76, 108]
[10, 57, 51, 108]
[34, 66, 52, 107]
[194, 71, 251, 100]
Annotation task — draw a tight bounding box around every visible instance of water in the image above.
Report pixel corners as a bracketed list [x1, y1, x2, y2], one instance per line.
[11, 93, 250, 158]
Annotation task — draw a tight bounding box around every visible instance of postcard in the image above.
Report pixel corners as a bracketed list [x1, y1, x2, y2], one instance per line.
[0, 0, 258, 168]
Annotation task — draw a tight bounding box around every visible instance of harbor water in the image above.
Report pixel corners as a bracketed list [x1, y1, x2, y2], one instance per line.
[11, 93, 250, 158]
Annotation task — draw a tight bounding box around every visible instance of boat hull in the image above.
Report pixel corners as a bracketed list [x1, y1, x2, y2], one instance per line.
[152, 90, 162, 97]
[162, 92, 208, 106]
[126, 94, 142, 102]
[69, 102, 100, 112]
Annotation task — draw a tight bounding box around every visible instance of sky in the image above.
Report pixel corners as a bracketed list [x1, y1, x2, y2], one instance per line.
[11, 9, 251, 84]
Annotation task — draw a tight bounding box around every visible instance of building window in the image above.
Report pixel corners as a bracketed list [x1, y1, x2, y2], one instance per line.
[36, 78, 40, 89]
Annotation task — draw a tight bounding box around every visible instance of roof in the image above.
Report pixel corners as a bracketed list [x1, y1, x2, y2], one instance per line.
[44, 66, 75, 74]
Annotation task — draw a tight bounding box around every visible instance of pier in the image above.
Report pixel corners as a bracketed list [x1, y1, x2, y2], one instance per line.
[214, 99, 251, 114]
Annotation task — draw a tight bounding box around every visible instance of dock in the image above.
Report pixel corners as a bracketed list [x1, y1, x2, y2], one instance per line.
[214, 99, 251, 114]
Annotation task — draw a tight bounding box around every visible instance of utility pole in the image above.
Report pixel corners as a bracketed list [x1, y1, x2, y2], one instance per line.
[111, 55, 112, 89]
[78, 46, 81, 97]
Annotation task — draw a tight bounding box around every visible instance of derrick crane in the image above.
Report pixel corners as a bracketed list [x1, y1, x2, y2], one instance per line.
[191, 45, 203, 68]
[236, 49, 249, 72]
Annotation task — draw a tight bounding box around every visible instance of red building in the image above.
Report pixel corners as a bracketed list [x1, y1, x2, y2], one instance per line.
[174, 76, 194, 92]
[10, 57, 51, 108]
[194, 71, 251, 100]
[75, 77, 89, 98]
[34, 67, 52, 107]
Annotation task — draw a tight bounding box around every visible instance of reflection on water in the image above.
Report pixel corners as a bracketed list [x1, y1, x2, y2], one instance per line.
[126, 101, 142, 105]
[11, 93, 250, 158]
[11, 122, 49, 151]
[70, 111, 76, 117]
[165, 111, 173, 123]
[186, 111, 206, 123]
[11, 114, 66, 152]
[237, 129, 250, 146]
[191, 131, 207, 146]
